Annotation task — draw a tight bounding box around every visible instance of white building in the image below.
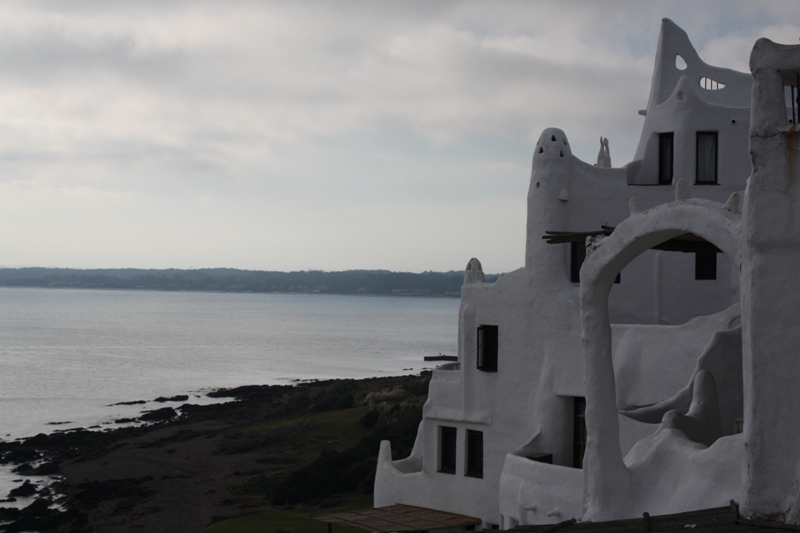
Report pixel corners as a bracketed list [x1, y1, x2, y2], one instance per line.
[374, 20, 800, 528]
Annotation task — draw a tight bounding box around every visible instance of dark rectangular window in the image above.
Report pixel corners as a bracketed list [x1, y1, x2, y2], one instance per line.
[659, 133, 674, 185]
[696, 132, 718, 184]
[695, 252, 717, 280]
[572, 397, 586, 469]
[439, 426, 457, 474]
[571, 242, 619, 284]
[466, 430, 483, 478]
[477, 325, 498, 372]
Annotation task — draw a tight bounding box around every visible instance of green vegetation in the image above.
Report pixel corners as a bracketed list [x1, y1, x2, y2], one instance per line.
[0, 375, 432, 531]
[0, 267, 499, 296]
[204, 375, 429, 533]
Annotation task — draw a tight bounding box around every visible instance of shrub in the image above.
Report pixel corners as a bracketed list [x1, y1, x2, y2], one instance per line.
[359, 410, 379, 429]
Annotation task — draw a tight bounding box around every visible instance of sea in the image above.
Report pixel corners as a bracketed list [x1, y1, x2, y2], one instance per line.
[0, 287, 459, 501]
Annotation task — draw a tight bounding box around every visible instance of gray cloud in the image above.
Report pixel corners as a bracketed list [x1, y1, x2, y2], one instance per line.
[0, 1, 796, 271]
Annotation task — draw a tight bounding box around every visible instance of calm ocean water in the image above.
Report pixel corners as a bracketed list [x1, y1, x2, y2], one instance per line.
[0, 287, 459, 441]
[0, 287, 459, 501]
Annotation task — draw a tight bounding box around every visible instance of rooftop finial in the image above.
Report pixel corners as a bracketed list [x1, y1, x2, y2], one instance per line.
[724, 192, 740, 213]
[595, 137, 612, 168]
[464, 258, 485, 284]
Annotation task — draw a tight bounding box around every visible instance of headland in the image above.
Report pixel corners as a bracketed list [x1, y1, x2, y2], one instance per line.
[0, 374, 429, 532]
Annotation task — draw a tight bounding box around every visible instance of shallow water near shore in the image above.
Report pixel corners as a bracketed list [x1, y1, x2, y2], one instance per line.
[0, 287, 458, 500]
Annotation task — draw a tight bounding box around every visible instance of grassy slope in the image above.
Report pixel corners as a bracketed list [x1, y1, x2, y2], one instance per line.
[0, 375, 429, 532]
[202, 375, 428, 532]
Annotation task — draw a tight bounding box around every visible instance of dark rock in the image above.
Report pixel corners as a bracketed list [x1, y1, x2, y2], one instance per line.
[115, 418, 137, 424]
[1, 498, 81, 533]
[139, 407, 176, 422]
[154, 395, 189, 403]
[0, 506, 20, 521]
[12, 463, 33, 474]
[207, 383, 294, 400]
[19, 497, 50, 516]
[111, 400, 146, 406]
[31, 461, 60, 475]
[9, 480, 36, 497]
[0, 445, 40, 464]
[13, 460, 59, 475]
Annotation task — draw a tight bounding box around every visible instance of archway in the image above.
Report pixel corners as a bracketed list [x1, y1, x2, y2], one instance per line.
[578, 197, 741, 520]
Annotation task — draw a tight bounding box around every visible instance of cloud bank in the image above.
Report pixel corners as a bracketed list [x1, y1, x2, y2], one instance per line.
[0, 1, 797, 271]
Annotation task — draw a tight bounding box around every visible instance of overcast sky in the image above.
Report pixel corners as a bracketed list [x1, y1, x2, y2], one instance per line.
[1, 1, 798, 273]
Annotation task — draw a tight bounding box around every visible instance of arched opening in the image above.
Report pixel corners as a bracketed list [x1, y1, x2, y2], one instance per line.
[578, 199, 742, 519]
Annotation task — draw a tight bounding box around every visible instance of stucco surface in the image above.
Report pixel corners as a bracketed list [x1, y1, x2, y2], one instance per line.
[375, 20, 800, 529]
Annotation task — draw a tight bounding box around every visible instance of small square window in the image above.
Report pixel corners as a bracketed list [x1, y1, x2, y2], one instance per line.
[466, 430, 483, 478]
[477, 325, 498, 372]
[439, 426, 457, 474]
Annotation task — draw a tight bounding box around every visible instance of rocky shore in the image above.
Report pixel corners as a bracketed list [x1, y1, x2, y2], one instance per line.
[0, 374, 429, 532]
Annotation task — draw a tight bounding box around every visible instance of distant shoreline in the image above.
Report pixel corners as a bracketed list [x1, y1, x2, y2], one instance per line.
[0, 284, 460, 299]
[0, 267, 500, 298]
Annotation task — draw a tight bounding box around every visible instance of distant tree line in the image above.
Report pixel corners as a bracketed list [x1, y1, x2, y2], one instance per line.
[0, 267, 500, 297]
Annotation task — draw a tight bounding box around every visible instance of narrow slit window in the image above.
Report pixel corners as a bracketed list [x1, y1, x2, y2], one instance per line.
[695, 252, 717, 280]
[466, 430, 483, 478]
[659, 133, 674, 185]
[785, 82, 799, 125]
[572, 397, 586, 469]
[439, 426, 457, 474]
[477, 325, 498, 372]
[696, 132, 718, 184]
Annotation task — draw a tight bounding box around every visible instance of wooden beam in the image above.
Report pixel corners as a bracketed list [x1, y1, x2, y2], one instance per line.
[543, 228, 722, 254]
